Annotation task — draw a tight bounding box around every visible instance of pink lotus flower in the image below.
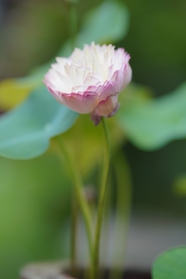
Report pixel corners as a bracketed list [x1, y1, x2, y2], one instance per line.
[44, 42, 132, 124]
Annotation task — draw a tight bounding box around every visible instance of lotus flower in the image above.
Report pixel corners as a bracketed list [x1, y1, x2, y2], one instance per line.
[44, 42, 132, 124]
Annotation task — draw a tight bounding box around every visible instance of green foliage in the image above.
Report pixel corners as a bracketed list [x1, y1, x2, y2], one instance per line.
[77, 0, 129, 46]
[0, 86, 78, 159]
[123, 0, 186, 95]
[173, 174, 186, 195]
[0, 154, 71, 279]
[0, 77, 42, 110]
[117, 82, 186, 150]
[152, 247, 186, 279]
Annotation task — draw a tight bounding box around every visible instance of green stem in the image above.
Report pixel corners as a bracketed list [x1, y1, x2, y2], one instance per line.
[54, 136, 93, 268]
[71, 193, 78, 277]
[110, 151, 132, 279]
[92, 118, 110, 279]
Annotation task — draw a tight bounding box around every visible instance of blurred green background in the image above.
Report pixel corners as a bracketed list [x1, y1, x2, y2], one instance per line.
[1, 0, 186, 278]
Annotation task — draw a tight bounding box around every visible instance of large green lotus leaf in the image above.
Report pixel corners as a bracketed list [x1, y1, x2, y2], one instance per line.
[117, 82, 186, 150]
[0, 86, 78, 159]
[77, 0, 129, 47]
[152, 247, 186, 279]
